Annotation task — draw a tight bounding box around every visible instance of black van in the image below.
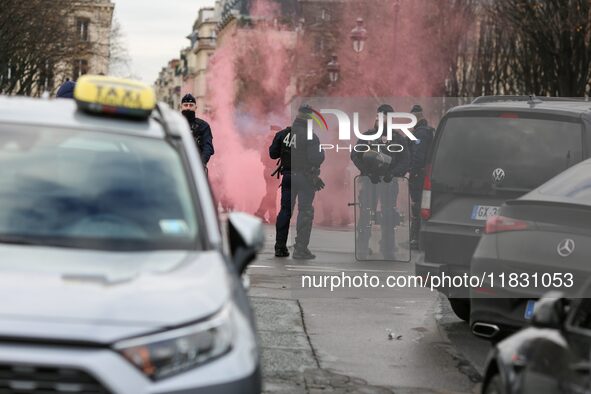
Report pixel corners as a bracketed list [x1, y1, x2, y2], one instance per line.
[415, 96, 591, 321]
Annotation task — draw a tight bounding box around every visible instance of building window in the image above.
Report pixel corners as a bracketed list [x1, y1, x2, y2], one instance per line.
[77, 19, 90, 42]
[320, 9, 331, 21]
[73, 59, 88, 80]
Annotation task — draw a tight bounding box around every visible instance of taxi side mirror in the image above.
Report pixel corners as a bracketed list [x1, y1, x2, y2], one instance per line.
[532, 292, 567, 329]
[227, 212, 264, 274]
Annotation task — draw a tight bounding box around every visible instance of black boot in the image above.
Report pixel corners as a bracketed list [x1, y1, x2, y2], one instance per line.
[275, 244, 290, 258]
[293, 247, 316, 260]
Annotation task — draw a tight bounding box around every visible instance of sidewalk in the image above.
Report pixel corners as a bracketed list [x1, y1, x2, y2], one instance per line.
[254, 297, 412, 394]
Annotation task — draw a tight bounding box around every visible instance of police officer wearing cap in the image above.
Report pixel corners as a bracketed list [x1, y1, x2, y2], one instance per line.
[408, 104, 434, 250]
[181, 94, 214, 166]
[351, 104, 410, 260]
[269, 105, 325, 260]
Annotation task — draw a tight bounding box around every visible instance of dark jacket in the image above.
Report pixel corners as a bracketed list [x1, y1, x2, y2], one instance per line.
[409, 119, 434, 175]
[351, 128, 410, 180]
[56, 81, 76, 99]
[189, 118, 214, 165]
[269, 118, 325, 174]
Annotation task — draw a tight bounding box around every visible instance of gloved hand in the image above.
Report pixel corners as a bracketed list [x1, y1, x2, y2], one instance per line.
[312, 177, 325, 191]
[383, 174, 393, 183]
[309, 167, 325, 191]
[369, 174, 381, 184]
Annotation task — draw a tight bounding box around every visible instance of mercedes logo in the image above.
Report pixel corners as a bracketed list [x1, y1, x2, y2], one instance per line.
[492, 168, 505, 184]
[557, 239, 575, 258]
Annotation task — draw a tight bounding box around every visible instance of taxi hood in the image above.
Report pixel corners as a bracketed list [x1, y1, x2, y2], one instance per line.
[0, 245, 231, 344]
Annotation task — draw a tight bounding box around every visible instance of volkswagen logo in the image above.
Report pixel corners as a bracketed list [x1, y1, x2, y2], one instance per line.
[492, 168, 506, 184]
[557, 239, 575, 258]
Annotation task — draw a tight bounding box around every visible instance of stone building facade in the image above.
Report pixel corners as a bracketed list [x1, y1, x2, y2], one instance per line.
[69, 0, 115, 80]
[183, 8, 217, 116]
[155, 59, 182, 109]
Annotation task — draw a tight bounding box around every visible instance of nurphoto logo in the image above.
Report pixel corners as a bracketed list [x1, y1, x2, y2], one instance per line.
[306, 109, 418, 152]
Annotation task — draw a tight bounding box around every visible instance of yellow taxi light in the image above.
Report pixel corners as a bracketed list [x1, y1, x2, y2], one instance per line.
[74, 75, 157, 119]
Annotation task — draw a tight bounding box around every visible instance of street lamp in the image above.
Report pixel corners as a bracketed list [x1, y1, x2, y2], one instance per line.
[350, 17, 368, 86]
[326, 54, 340, 86]
[350, 18, 367, 53]
[293, 18, 306, 97]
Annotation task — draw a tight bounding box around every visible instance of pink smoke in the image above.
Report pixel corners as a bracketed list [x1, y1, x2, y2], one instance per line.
[324, 0, 473, 98]
[205, 7, 294, 214]
[204, 0, 474, 225]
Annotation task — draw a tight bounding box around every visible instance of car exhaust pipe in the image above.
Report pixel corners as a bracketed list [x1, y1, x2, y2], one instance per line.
[472, 322, 500, 339]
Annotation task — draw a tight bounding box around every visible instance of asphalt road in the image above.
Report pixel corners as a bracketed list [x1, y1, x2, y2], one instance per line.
[247, 225, 491, 393]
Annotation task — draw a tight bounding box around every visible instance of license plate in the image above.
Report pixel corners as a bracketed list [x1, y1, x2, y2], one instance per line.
[471, 205, 500, 221]
[524, 300, 536, 320]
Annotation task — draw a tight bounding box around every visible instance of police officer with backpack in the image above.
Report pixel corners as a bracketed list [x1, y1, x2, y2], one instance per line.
[180, 94, 214, 167]
[269, 105, 325, 260]
[408, 104, 434, 250]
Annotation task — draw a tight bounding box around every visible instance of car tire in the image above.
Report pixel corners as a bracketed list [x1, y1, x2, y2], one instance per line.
[484, 374, 506, 394]
[449, 298, 470, 322]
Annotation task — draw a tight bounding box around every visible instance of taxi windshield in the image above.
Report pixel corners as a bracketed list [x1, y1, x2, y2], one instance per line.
[0, 124, 200, 251]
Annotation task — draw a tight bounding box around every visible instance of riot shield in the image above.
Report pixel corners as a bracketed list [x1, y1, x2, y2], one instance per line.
[352, 175, 411, 262]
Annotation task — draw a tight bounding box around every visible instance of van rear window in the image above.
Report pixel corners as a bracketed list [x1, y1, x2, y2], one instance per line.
[432, 115, 583, 194]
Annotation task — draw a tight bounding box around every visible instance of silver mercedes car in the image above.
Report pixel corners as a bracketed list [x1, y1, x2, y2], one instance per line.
[0, 76, 263, 393]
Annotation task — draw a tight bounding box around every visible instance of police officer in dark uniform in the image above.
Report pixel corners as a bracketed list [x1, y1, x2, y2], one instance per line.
[408, 104, 434, 250]
[181, 94, 214, 166]
[270, 105, 325, 260]
[351, 104, 410, 260]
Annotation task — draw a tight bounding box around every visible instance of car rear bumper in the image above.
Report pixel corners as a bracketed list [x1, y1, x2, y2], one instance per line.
[470, 296, 532, 336]
[417, 221, 481, 298]
[469, 247, 537, 337]
[470, 242, 589, 337]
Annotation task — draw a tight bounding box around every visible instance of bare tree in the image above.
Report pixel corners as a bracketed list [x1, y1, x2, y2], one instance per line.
[108, 17, 135, 78]
[452, 0, 591, 97]
[0, 0, 79, 96]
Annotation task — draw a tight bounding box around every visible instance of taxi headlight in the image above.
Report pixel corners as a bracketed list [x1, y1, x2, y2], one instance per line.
[114, 304, 234, 380]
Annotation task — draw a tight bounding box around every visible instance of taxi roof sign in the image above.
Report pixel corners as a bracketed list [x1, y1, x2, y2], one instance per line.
[74, 75, 156, 119]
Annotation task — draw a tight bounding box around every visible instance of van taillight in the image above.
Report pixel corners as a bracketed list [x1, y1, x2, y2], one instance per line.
[485, 215, 530, 234]
[421, 165, 432, 220]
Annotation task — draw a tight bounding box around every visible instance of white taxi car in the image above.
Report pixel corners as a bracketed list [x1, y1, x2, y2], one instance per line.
[0, 76, 263, 393]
